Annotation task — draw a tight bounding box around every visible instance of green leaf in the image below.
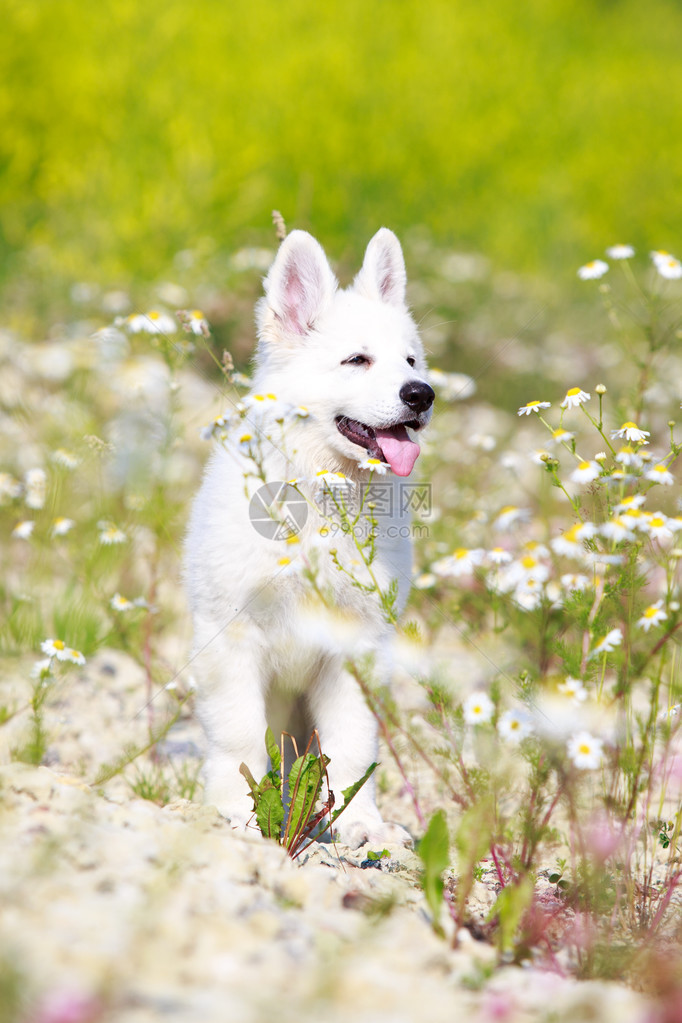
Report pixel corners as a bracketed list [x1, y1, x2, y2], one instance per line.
[265, 727, 281, 775]
[239, 762, 260, 803]
[366, 848, 390, 861]
[487, 877, 534, 954]
[331, 761, 378, 822]
[418, 810, 450, 932]
[286, 753, 325, 847]
[255, 785, 284, 840]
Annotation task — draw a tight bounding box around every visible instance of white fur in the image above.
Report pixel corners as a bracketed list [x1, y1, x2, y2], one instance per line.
[184, 229, 432, 849]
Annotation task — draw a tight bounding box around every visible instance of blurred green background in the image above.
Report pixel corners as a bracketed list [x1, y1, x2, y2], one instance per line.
[1, 0, 681, 298]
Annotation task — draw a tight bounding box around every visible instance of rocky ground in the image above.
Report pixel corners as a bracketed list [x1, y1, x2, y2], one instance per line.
[0, 649, 660, 1023]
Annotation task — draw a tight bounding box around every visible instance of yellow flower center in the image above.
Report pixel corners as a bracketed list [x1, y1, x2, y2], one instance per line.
[654, 465, 668, 473]
[521, 555, 537, 569]
[526, 400, 540, 407]
[454, 548, 470, 559]
[577, 461, 590, 470]
[567, 387, 581, 397]
[578, 743, 591, 755]
[148, 310, 160, 319]
[54, 640, 65, 650]
[191, 310, 204, 319]
[564, 524, 580, 541]
[239, 434, 252, 443]
[499, 505, 517, 515]
[278, 557, 291, 567]
[644, 606, 659, 618]
[621, 421, 638, 430]
[650, 517, 665, 527]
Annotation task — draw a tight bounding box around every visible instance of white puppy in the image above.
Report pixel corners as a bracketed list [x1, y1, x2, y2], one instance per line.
[184, 228, 434, 848]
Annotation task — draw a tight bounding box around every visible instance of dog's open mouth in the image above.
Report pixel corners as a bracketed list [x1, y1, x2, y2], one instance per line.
[335, 416, 422, 476]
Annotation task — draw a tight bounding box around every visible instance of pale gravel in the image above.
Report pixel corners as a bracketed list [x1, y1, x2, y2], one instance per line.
[0, 650, 655, 1023]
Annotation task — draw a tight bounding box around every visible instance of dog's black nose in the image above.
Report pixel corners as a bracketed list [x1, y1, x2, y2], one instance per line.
[400, 380, 435, 414]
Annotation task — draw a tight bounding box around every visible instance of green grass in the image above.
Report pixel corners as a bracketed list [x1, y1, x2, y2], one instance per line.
[1, 0, 682, 308]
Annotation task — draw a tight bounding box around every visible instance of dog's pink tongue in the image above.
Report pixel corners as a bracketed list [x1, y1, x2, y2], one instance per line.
[375, 426, 420, 477]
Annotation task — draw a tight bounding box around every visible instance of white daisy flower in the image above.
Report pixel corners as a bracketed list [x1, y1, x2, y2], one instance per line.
[494, 505, 530, 530]
[242, 392, 278, 408]
[621, 507, 648, 531]
[551, 522, 597, 557]
[24, 468, 47, 510]
[560, 387, 591, 409]
[577, 260, 609, 280]
[98, 521, 127, 545]
[655, 255, 682, 280]
[12, 520, 34, 539]
[63, 647, 86, 665]
[487, 547, 512, 565]
[31, 658, 53, 680]
[0, 473, 22, 503]
[638, 600, 667, 631]
[570, 460, 601, 484]
[498, 708, 533, 742]
[561, 573, 590, 592]
[530, 448, 551, 466]
[433, 547, 485, 578]
[51, 449, 80, 470]
[517, 400, 551, 416]
[463, 691, 494, 725]
[315, 470, 354, 491]
[51, 517, 75, 537]
[614, 494, 646, 513]
[126, 310, 177, 334]
[615, 447, 642, 468]
[611, 422, 650, 444]
[642, 514, 673, 543]
[551, 427, 575, 445]
[414, 572, 437, 589]
[588, 628, 623, 659]
[184, 310, 210, 336]
[645, 463, 674, 485]
[358, 457, 390, 474]
[606, 244, 634, 260]
[568, 731, 604, 770]
[558, 677, 588, 703]
[40, 638, 86, 664]
[110, 593, 134, 611]
[600, 516, 635, 542]
[650, 249, 672, 266]
[513, 578, 544, 610]
[522, 540, 549, 559]
[428, 368, 476, 401]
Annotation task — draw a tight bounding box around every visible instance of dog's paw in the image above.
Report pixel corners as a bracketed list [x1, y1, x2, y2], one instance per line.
[334, 817, 413, 851]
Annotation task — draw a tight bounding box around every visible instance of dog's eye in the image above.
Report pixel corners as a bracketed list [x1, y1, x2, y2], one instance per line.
[406, 356, 416, 367]
[342, 354, 371, 367]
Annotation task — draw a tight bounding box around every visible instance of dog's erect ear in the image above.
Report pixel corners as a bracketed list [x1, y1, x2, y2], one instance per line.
[262, 230, 337, 336]
[353, 228, 407, 308]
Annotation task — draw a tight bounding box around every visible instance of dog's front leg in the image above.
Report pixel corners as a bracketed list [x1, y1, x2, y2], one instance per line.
[193, 617, 268, 832]
[307, 658, 412, 850]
